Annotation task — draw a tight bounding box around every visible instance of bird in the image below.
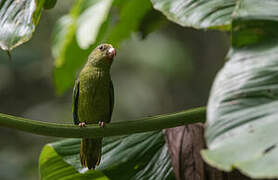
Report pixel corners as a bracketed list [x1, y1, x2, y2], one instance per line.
[72, 43, 116, 169]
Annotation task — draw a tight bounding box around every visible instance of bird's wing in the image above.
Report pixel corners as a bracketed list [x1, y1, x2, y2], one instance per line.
[72, 78, 80, 125]
[108, 80, 114, 123]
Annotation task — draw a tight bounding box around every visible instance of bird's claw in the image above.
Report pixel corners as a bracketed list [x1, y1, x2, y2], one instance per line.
[98, 121, 105, 128]
[78, 122, 86, 127]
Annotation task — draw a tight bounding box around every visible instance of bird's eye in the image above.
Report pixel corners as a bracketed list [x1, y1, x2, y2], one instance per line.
[99, 45, 104, 51]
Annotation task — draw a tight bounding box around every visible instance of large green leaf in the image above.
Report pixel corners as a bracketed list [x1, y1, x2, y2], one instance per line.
[52, 0, 111, 95]
[39, 131, 174, 180]
[202, 0, 278, 178]
[150, 0, 236, 30]
[39, 143, 108, 180]
[52, 0, 152, 94]
[0, 0, 45, 51]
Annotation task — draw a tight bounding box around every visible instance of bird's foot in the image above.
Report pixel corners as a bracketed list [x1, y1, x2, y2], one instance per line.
[98, 121, 105, 128]
[78, 122, 86, 127]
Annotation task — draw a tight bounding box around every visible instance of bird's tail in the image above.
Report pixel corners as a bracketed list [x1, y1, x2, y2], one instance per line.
[80, 138, 102, 169]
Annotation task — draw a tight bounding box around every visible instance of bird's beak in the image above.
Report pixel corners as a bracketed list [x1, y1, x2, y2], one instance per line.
[107, 47, 116, 59]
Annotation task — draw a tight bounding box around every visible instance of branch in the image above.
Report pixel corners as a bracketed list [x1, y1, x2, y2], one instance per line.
[0, 107, 206, 138]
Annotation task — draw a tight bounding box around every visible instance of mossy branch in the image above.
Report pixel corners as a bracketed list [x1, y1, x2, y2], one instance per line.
[0, 107, 206, 138]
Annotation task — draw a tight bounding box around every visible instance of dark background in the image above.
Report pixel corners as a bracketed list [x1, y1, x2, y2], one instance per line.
[0, 1, 229, 179]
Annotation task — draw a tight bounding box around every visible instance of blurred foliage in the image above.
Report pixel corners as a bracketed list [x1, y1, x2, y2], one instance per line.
[40, 131, 174, 180]
[45, 0, 230, 179]
[3, 0, 278, 178]
[0, 0, 228, 179]
[53, 0, 156, 95]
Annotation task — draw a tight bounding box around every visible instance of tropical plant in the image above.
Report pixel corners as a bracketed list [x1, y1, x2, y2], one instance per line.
[0, 0, 277, 179]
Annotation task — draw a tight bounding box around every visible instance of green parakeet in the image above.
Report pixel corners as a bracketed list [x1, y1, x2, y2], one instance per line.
[72, 44, 116, 169]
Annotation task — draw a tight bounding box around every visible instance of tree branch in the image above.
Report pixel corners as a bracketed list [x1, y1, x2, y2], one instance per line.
[0, 107, 206, 138]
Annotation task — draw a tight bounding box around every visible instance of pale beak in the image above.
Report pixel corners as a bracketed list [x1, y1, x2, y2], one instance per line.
[107, 47, 116, 59]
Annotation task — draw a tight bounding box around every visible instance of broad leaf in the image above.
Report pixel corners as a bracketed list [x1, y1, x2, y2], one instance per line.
[52, 0, 152, 94]
[39, 143, 108, 180]
[202, 0, 278, 178]
[150, 0, 236, 30]
[76, 0, 113, 49]
[0, 0, 45, 51]
[52, 0, 111, 94]
[39, 131, 175, 180]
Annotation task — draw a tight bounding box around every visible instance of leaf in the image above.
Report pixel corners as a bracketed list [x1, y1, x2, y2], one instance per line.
[39, 131, 175, 180]
[43, 0, 57, 10]
[52, 0, 152, 94]
[52, 0, 109, 95]
[150, 0, 237, 30]
[76, 0, 113, 49]
[0, 0, 45, 51]
[202, 0, 278, 178]
[138, 9, 167, 39]
[105, 0, 152, 47]
[39, 141, 109, 180]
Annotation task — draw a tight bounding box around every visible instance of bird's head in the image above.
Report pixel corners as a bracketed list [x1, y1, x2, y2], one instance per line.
[88, 43, 116, 69]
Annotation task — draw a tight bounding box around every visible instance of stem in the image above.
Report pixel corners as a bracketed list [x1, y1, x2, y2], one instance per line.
[0, 107, 206, 138]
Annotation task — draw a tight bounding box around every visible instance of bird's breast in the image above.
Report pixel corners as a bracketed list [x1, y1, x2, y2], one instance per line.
[78, 69, 111, 124]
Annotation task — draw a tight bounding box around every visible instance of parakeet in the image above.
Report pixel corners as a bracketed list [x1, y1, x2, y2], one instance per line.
[72, 43, 116, 169]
